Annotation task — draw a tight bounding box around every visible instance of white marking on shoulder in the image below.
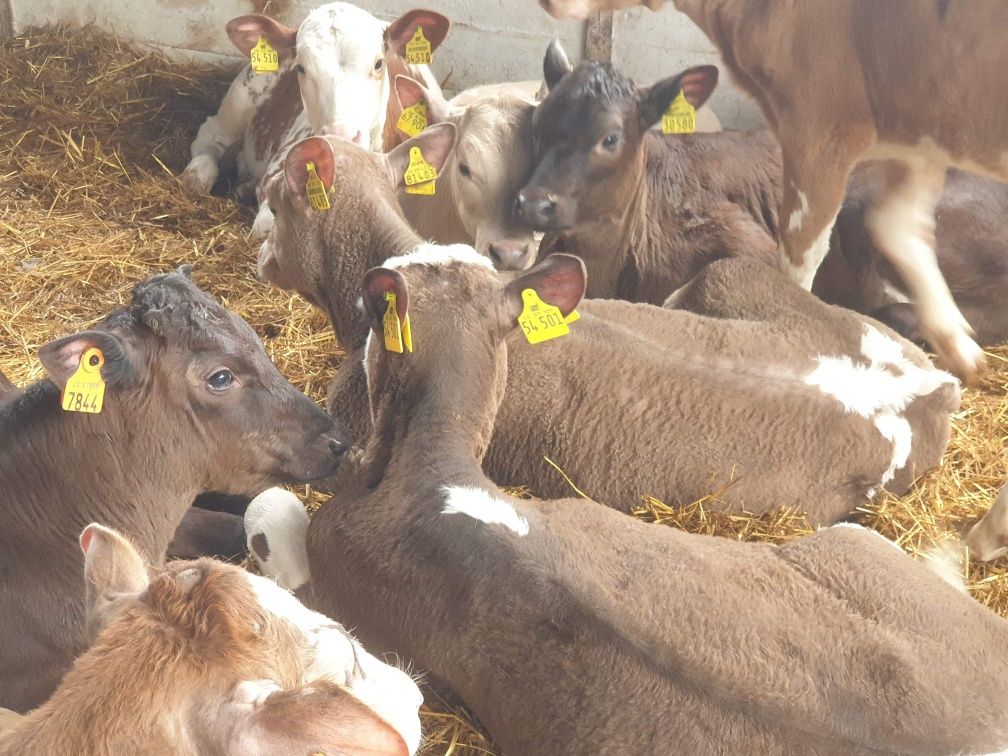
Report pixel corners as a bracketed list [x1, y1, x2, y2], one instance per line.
[383, 243, 496, 271]
[441, 485, 529, 536]
[828, 523, 902, 552]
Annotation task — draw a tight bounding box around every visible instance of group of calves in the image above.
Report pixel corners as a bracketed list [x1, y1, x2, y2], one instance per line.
[2, 1, 1008, 754]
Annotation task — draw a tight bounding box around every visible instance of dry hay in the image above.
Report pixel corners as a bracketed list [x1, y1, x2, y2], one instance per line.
[0, 24, 1006, 756]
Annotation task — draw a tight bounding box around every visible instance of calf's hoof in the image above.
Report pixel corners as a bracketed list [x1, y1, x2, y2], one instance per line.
[181, 155, 219, 195]
[930, 326, 985, 384]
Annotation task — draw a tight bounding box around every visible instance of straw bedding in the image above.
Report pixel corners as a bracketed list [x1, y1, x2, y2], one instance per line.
[0, 25, 1005, 755]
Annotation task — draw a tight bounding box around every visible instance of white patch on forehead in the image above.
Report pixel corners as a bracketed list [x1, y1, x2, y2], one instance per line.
[441, 485, 529, 536]
[383, 243, 497, 271]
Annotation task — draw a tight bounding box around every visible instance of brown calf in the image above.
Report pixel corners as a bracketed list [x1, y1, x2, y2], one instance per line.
[296, 252, 1008, 755]
[260, 133, 957, 526]
[0, 523, 421, 755]
[539, 0, 1008, 381]
[0, 267, 349, 712]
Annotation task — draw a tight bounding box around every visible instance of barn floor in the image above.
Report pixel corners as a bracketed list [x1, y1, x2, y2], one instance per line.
[0, 26, 1006, 755]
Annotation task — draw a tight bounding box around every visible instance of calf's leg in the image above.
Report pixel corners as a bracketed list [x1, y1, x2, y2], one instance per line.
[167, 506, 246, 561]
[182, 72, 258, 195]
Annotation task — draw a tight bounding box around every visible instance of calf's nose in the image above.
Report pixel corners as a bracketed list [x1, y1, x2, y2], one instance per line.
[516, 189, 558, 229]
[321, 125, 364, 146]
[327, 437, 349, 459]
[488, 240, 535, 271]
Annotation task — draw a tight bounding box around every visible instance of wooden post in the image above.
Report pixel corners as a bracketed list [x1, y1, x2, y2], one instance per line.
[584, 12, 614, 63]
[0, 0, 13, 39]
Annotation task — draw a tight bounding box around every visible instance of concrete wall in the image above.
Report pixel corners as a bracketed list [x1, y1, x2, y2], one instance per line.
[9, 0, 764, 129]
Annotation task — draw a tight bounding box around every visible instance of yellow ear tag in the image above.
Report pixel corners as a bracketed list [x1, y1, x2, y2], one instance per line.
[382, 292, 413, 353]
[405, 26, 433, 65]
[564, 309, 580, 324]
[661, 90, 696, 135]
[404, 146, 436, 196]
[517, 289, 570, 344]
[250, 35, 279, 74]
[61, 347, 105, 414]
[396, 102, 428, 138]
[304, 161, 331, 212]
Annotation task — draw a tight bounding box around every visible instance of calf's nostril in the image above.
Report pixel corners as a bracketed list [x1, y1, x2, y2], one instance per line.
[328, 439, 348, 458]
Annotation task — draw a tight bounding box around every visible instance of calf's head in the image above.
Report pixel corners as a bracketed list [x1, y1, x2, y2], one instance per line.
[38, 267, 349, 495]
[395, 76, 539, 271]
[72, 523, 422, 754]
[226, 5, 449, 146]
[517, 39, 717, 231]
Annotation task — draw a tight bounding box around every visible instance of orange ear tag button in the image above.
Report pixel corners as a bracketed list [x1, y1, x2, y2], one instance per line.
[405, 26, 433, 65]
[61, 347, 105, 413]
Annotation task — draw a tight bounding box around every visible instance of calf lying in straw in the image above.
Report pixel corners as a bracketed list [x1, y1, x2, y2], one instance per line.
[0, 523, 421, 755]
[247, 251, 1008, 755]
[0, 267, 350, 712]
[258, 131, 957, 523]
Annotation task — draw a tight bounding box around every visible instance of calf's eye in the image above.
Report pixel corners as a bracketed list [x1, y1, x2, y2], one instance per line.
[207, 368, 235, 392]
[601, 133, 620, 152]
[295, 63, 305, 75]
[458, 163, 472, 179]
[373, 58, 384, 73]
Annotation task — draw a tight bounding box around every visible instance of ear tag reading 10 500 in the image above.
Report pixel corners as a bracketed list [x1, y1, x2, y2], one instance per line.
[662, 90, 696, 135]
[250, 35, 279, 74]
[62, 347, 105, 414]
[517, 289, 570, 344]
[396, 102, 428, 137]
[304, 161, 331, 212]
[383, 292, 413, 353]
[404, 146, 436, 196]
[405, 26, 433, 65]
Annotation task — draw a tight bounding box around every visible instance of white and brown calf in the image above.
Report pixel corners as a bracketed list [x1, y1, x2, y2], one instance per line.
[181, 3, 449, 239]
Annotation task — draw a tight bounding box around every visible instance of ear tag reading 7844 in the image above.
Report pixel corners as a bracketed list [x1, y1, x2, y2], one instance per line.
[304, 161, 331, 212]
[404, 146, 436, 196]
[405, 26, 433, 65]
[250, 35, 279, 74]
[662, 90, 696, 134]
[61, 347, 105, 414]
[517, 289, 570, 344]
[396, 102, 428, 137]
[383, 292, 413, 353]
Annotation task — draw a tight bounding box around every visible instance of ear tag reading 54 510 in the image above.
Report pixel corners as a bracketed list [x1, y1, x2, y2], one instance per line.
[62, 347, 105, 414]
[396, 102, 428, 138]
[404, 146, 436, 196]
[250, 35, 279, 74]
[517, 289, 570, 344]
[383, 292, 413, 353]
[662, 90, 696, 135]
[405, 26, 433, 65]
[304, 161, 331, 212]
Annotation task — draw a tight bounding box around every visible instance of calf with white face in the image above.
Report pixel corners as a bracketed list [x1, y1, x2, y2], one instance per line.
[181, 3, 449, 239]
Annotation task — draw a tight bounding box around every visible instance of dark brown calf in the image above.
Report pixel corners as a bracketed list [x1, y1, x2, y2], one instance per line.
[0, 267, 349, 712]
[302, 253, 1008, 755]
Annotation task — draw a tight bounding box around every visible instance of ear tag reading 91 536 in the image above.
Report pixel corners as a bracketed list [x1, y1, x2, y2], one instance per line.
[62, 347, 105, 414]
[404, 146, 436, 196]
[405, 26, 433, 65]
[396, 102, 428, 137]
[250, 35, 279, 74]
[662, 90, 696, 134]
[383, 292, 413, 353]
[517, 289, 570, 344]
[304, 161, 331, 212]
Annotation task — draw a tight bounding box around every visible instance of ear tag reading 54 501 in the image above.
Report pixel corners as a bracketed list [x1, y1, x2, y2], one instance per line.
[404, 146, 436, 196]
[405, 26, 433, 65]
[517, 289, 570, 344]
[250, 35, 279, 74]
[662, 90, 696, 135]
[304, 161, 331, 212]
[62, 347, 105, 414]
[383, 292, 413, 353]
[396, 102, 428, 138]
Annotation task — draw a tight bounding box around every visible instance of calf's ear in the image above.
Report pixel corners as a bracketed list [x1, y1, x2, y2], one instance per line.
[284, 136, 336, 204]
[39, 330, 137, 391]
[362, 268, 409, 338]
[503, 253, 586, 323]
[226, 14, 298, 58]
[394, 74, 452, 124]
[80, 524, 151, 640]
[384, 122, 457, 188]
[638, 64, 719, 129]
[543, 38, 574, 92]
[385, 9, 451, 55]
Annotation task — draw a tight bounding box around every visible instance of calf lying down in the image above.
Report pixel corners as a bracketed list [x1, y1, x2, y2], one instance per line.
[260, 131, 958, 524]
[0, 524, 421, 755]
[254, 252, 1008, 755]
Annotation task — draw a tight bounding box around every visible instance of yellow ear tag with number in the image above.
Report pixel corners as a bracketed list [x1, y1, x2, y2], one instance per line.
[61, 347, 105, 414]
[383, 292, 413, 353]
[250, 35, 279, 74]
[304, 161, 331, 212]
[405, 26, 433, 65]
[517, 289, 570, 344]
[564, 309, 580, 324]
[396, 102, 428, 138]
[404, 146, 436, 196]
[662, 90, 696, 135]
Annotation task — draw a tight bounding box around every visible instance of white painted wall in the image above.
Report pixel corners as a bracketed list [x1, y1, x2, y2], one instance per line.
[10, 0, 763, 129]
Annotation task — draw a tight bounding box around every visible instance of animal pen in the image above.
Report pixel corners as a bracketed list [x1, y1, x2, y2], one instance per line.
[0, 2, 1006, 755]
